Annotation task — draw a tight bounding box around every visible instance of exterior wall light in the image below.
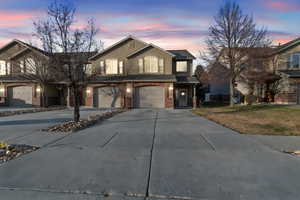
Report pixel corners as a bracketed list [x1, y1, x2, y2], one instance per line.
[0, 87, 5, 93]
[86, 89, 91, 94]
[126, 88, 131, 93]
[169, 86, 174, 90]
[36, 87, 41, 93]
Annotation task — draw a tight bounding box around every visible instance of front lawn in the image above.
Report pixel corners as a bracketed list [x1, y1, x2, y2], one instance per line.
[193, 104, 300, 136]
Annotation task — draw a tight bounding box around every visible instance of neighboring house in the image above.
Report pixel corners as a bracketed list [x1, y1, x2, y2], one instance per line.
[0, 36, 199, 108]
[0, 40, 62, 107]
[271, 38, 300, 104]
[206, 38, 300, 105]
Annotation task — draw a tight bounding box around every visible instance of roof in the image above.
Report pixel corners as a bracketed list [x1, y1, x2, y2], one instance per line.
[167, 50, 196, 60]
[0, 39, 49, 58]
[176, 76, 199, 84]
[89, 74, 177, 83]
[52, 52, 97, 61]
[0, 75, 36, 82]
[127, 43, 175, 58]
[275, 37, 300, 54]
[89, 35, 148, 60]
[279, 70, 300, 78]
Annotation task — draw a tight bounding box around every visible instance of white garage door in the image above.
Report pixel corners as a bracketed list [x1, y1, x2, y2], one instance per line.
[8, 86, 33, 107]
[135, 86, 165, 108]
[93, 87, 121, 108]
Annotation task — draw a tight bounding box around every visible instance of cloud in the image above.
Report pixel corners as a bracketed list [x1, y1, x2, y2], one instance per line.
[264, 1, 300, 12]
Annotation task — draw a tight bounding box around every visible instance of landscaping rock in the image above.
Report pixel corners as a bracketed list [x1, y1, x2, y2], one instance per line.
[0, 144, 39, 164]
[44, 109, 126, 133]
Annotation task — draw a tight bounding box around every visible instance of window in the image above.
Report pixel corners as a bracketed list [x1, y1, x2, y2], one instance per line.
[85, 64, 93, 75]
[6, 62, 10, 74]
[138, 58, 144, 73]
[144, 56, 158, 73]
[20, 60, 25, 73]
[176, 61, 188, 72]
[119, 61, 124, 74]
[105, 59, 118, 74]
[290, 53, 300, 68]
[100, 61, 105, 74]
[159, 59, 164, 73]
[26, 58, 36, 74]
[0, 60, 6, 75]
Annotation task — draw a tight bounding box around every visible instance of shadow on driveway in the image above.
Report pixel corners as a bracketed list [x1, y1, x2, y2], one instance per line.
[0, 118, 71, 126]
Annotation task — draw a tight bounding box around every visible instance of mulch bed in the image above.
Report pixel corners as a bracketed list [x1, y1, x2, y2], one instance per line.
[0, 144, 39, 164]
[0, 106, 66, 117]
[43, 109, 126, 133]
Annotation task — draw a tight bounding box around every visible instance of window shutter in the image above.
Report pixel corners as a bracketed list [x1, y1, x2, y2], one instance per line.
[138, 59, 143, 73]
[100, 61, 105, 74]
[0, 61, 6, 75]
[119, 61, 124, 74]
[6, 62, 10, 75]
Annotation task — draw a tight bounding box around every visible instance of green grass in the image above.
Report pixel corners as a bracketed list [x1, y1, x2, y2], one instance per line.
[193, 105, 300, 136]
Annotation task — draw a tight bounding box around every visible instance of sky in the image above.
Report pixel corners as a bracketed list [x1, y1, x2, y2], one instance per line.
[0, 0, 300, 64]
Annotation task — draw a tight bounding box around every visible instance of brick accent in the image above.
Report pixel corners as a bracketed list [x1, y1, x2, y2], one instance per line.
[84, 82, 174, 109]
[275, 93, 297, 104]
[0, 83, 41, 106]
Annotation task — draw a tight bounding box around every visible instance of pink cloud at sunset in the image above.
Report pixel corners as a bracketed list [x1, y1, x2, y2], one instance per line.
[264, 1, 300, 12]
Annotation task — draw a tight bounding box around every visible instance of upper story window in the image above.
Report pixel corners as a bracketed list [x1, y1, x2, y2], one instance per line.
[159, 59, 164, 73]
[138, 56, 164, 74]
[106, 59, 118, 74]
[26, 58, 36, 74]
[100, 61, 105, 74]
[20, 60, 25, 73]
[85, 64, 93, 75]
[0, 60, 6, 75]
[176, 61, 188, 72]
[290, 53, 300, 68]
[144, 56, 158, 73]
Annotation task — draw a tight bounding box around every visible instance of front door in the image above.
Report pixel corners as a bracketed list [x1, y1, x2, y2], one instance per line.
[178, 88, 188, 107]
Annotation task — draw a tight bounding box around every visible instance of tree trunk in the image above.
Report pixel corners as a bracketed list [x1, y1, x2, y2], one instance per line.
[41, 85, 49, 108]
[229, 77, 235, 106]
[73, 86, 80, 122]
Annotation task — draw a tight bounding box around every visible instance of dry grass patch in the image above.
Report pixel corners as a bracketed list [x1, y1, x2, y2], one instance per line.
[193, 105, 300, 136]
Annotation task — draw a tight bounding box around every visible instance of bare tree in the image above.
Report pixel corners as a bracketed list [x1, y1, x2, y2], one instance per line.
[33, 0, 100, 122]
[205, 1, 270, 106]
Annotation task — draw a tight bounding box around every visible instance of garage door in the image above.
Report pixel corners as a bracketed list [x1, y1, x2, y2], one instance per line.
[93, 87, 121, 108]
[135, 86, 165, 108]
[8, 86, 33, 107]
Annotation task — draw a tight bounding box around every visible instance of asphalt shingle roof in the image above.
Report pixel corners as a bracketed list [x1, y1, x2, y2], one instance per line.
[167, 50, 196, 60]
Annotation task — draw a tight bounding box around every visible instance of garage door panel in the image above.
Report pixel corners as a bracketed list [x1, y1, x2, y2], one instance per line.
[8, 86, 33, 107]
[93, 87, 121, 108]
[135, 86, 165, 108]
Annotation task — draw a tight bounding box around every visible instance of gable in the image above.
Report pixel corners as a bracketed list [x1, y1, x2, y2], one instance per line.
[0, 41, 27, 61]
[89, 36, 148, 61]
[127, 45, 175, 59]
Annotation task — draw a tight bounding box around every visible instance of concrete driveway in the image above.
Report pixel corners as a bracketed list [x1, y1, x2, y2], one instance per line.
[0, 107, 111, 146]
[1, 109, 300, 200]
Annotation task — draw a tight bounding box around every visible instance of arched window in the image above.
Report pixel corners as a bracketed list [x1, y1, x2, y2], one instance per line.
[144, 56, 158, 73]
[290, 52, 300, 68]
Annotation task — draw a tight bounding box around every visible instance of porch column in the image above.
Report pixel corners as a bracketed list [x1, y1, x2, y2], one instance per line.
[193, 84, 197, 109]
[125, 83, 133, 109]
[67, 86, 71, 107]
